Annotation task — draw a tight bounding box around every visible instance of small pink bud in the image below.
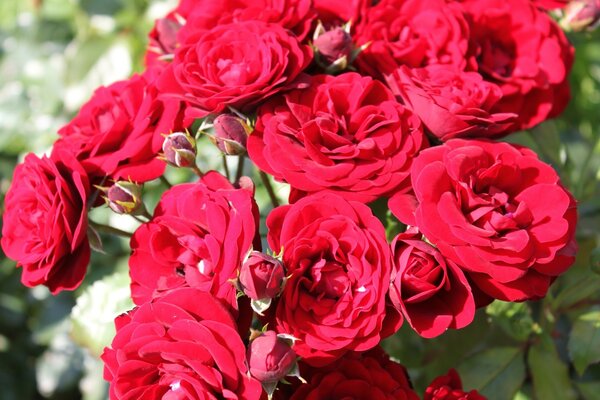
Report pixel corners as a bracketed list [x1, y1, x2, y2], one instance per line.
[154, 17, 181, 55]
[162, 131, 197, 168]
[314, 27, 353, 65]
[247, 331, 297, 384]
[209, 114, 251, 155]
[239, 252, 285, 302]
[105, 181, 144, 215]
[561, 0, 600, 31]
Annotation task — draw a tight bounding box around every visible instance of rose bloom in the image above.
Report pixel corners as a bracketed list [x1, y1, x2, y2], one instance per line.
[267, 192, 395, 366]
[424, 369, 486, 400]
[389, 139, 577, 301]
[353, 0, 470, 79]
[159, 20, 312, 122]
[462, 0, 574, 131]
[248, 72, 426, 203]
[53, 69, 184, 184]
[101, 288, 262, 399]
[390, 228, 476, 338]
[387, 65, 517, 141]
[289, 348, 419, 400]
[313, 0, 372, 26]
[128, 171, 259, 309]
[532, 0, 569, 10]
[1, 151, 90, 294]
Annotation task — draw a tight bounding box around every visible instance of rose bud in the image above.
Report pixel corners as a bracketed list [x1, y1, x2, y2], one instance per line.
[561, 0, 600, 31]
[239, 251, 286, 314]
[161, 131, 197, 168]
[208, 113, 251, 155]
[247, 331, 299, 395]
[104, 181, 145, 215]
[312, 21, 365, 73]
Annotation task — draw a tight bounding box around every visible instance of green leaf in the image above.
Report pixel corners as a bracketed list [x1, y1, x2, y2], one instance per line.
[528, 334, 577, 400]
[576, 381, 600, 400]
[457, 347, 526, 400]
[568, 310, 600, 375]
[70, 269, 134, 357]
[486, 301, 537, 341]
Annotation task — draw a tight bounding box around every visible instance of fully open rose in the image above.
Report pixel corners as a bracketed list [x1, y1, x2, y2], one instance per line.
[54, 69, 184, 184]
[462, 0, 574, 131]
[290, 348, 419, 400]
[129, 172, 258, 309]
[267, 192, 395, 366]
[354, 0, 470, 79]
[159, 20, 312, 122]
[387, 65, 517, 141]
[101, 288, 262, 399]
[1, 151, 90, 294]
[389, 139, 577, 301]
[248, 72, 426, 203]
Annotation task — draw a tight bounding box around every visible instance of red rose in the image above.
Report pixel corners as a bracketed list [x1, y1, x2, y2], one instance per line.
[54, 70, 184, 183]
[159, 20, 312, 122]
[267, 192, 395, 365]
[390, 228, 476, 338]
[1, 151, 90, 294]
[248, 72, 426, 203]
[389, 139, 577, 301]
[354, 0, 470, 79]
[532, 0, 569, 10]
[313, 0, 371, 26]
[239, 251, 286, 301]
[247, 331, 297, 384]
[101, 288, 262, 399]
[462, 0, 574, 130]
[387, 65, 517, 141]
[290, 348, 419, 400]
[424, 369, 486, 400]
[128, 171, 259, 310]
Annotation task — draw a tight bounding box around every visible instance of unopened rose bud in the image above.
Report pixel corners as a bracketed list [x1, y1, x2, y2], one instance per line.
[247, 331, 298, 390]
[314, 27, 353, 65]
[208, 113, 251, 155]
[162, 131, 197, 168]
[239, 251, 285, 314]
[561, 0, 600, 31]
[105, 181, 144, 215]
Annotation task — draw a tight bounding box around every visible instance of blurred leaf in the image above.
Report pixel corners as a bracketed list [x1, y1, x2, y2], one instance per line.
[70, 269, 133, 357]
[568, 309, 600, 375]
[486, 301, 536, 342]
[457, 347, 526, 400]
[529, 333, 577, 400]
[79, 352, 109, 400]
[576, 381, 600, 400]
[36, 331, 84, 397]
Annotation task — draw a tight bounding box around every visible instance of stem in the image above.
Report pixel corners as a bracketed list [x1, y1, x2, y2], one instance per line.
[259, 171, 280, 208]
[89, 220, 133, 238]
[235, 155, 246, 183]
[141, 209, 153, 220]
[159, 175, 173, 188]
[222, 155, 231, 181]
[191, 164, 204, 178]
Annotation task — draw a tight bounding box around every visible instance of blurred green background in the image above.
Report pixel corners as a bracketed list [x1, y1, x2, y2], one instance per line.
[0, 1, 599, 399]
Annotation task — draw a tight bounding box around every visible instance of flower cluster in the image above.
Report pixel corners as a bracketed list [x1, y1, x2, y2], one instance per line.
[1, 0, 579, 399]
